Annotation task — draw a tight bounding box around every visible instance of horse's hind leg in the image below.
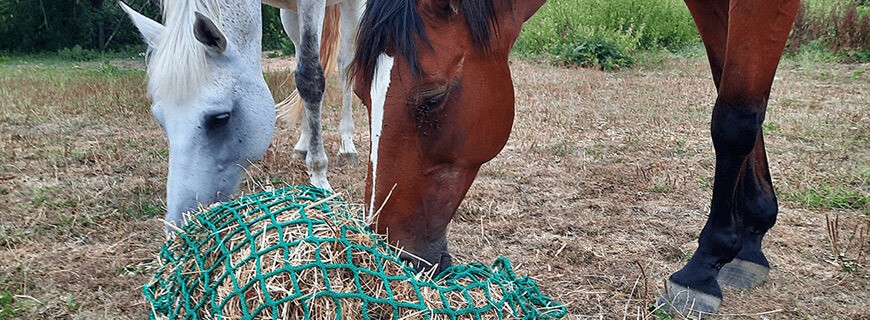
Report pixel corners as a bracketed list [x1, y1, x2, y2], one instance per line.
[659, 0, 799, 317]
[295, 0, 332, 190]
[279, 9, 313, 160]
[335, 0, 364, 166]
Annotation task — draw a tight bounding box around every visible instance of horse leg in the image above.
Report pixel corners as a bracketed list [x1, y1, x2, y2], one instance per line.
[295, 0, 332, 191]
[717, 133, 777, 288]
[335, 0, 364, 166]
[659, 0, 799, 317]
[279, 9, 312, 160]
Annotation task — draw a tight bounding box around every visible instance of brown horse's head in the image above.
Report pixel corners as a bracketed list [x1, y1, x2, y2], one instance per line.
[351, 0, 545, 274]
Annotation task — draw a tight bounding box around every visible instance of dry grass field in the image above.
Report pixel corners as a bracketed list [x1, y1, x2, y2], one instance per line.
[0, 52, 867, 319]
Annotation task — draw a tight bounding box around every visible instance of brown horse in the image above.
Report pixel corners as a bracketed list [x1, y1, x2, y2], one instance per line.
[350, 0, 800, 317]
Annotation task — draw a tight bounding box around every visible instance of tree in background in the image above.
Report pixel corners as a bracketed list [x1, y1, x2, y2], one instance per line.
[0, 0, 160, 53]
[0, 0, 290, 55]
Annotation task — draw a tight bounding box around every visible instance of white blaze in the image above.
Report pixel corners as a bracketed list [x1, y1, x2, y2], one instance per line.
[369, 54, 394, 217]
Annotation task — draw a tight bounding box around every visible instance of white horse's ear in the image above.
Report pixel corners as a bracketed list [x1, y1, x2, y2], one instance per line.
[118, 1, 164, 48]
[193, 12, 228, 54]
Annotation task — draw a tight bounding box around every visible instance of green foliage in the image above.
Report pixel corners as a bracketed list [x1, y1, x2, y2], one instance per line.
[559, 32, 635, 70]
[518, 0, 869, 67]
[648, 304, 675, 320]
[65, 295, 82, 312]
[787, 0, 870, 62]
[262, 6, 296, 55]
[56, 45, 100, 62]
[0, 0, 160, 54]
[0, 1, 292, 56]
[785, 184, 868, 211]
[0, 291, 14, 319]
[516, 0, 699, 66]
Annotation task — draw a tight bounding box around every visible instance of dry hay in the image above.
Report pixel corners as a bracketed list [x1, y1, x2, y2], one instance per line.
[143, 186, 565, 320]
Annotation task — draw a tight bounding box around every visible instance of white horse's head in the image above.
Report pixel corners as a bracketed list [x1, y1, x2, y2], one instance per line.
[121, 1, 275, 228]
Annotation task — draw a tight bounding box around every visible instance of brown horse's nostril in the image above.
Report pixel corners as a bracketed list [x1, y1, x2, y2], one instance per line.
[400, 252, 454, 278]
[434, 253, 454, 276]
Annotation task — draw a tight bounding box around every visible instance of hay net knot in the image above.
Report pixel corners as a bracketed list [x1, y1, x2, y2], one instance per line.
[144, 185, 567, 319]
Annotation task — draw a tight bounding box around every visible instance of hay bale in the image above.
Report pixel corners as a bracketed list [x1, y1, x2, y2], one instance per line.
[144, 186, 566, 319]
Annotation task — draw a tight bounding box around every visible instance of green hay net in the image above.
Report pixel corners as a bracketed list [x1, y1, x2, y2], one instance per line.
[144, 186, 566, 319]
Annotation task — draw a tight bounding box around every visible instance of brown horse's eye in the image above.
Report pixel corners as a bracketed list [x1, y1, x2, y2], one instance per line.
[420, 90, 448, 112]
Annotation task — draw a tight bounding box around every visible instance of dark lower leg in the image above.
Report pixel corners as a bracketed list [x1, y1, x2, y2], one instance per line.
[669, 99, 767, 297]
[735, 133, 777, 266]
[718, 133, 778, 288]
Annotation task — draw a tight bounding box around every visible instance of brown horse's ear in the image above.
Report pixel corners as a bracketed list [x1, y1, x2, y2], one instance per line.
[423, 0, 463, 20]
[512, 0, 547, 24]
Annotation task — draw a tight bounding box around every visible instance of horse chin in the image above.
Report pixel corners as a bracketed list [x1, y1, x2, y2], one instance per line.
[400, 251, 453, 278]
[164, 167, 243, 230]
[395, 229, 454, 277]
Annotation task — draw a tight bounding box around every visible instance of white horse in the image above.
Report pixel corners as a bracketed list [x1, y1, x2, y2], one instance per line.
[265, 1, 366, 189]
[121, 0, 362, 228]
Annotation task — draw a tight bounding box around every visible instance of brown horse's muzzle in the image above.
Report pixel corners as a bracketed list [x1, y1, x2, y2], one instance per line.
[369, 163, 480, 277]
[396, 232, 453, 275]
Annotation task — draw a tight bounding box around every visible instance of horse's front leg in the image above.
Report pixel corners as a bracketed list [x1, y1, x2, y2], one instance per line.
[659, 0, 799, 317]
[295, 0, 332, 191]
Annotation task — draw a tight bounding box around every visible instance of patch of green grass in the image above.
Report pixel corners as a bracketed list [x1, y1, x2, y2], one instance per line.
[123, 201, 163, 220]
[149, 148, 169, 160]
[0, 291, 40, 320]
[585, 143, 620, 158]
[64, 295, 81, 312]
[673, 139, 698, 157]
[0, 291, 14, 319]
[1, 45, 147, 65]
[695, 177, 712, 189]
[762, 122, 780, 133]
[648, 304, 675, 320]
[785, 184, 868, 212]
[547, 140, 575, 157]
[649, 182, 671, 193]
[787, 39, 847, 63]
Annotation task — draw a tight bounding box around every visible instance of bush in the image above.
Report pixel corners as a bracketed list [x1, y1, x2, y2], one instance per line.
[0, 1, 292, 57]
[262, 6, 295, 55]
[559, 31, 635, 70]
[56, 45, 100, 62]
[0, 0, 160, 54]
[515, 0, 698, 68]
[788, 0, 870, 62]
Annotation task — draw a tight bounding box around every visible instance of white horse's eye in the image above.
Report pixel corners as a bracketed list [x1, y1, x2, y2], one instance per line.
[205, 112, 231, 131]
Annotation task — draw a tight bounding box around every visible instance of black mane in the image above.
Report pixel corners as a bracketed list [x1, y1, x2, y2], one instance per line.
[351, 0, 504, 85]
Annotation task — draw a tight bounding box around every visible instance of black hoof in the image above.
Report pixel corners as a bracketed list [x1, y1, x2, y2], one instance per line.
[292, 149, 307, 161]
[656, 280, 721, 319]
[336, 152, 360, 166]
[717, 258, 770, 289]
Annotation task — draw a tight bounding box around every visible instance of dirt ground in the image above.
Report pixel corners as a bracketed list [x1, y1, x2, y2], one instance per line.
[0, 54, 867, 319]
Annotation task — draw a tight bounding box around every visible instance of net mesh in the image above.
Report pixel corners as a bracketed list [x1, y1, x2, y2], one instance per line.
[144, 185, 567, 319]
